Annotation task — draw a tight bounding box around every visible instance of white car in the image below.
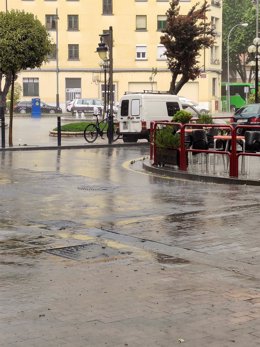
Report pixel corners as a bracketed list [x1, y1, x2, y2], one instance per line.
[179, 96, 209, 114]
[66, 99, 76, 112]
[71, 98, 104, 115]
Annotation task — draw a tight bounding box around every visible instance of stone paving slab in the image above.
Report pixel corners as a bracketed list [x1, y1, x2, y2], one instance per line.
[0, 148, 260, 346]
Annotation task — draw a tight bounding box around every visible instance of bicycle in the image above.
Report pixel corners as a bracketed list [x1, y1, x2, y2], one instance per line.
[83, 113, 120, 143]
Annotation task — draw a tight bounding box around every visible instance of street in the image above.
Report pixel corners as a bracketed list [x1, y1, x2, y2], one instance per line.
[1, 146, 260, 346]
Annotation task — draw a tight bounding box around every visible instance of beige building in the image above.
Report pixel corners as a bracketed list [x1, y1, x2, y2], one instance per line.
[3, 0, 222, 112]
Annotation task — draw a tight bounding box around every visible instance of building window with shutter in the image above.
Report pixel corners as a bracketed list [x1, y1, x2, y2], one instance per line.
[46, 15, 57, 31]
[136, 15, 147, 31]
[23, 78, 39, 97]
[157, 15, 166, 31]
[68, 44, 79, 60]
[103, 0, 112, 15]
[136, 45, 147, 60]
[68, 15, 79, 31]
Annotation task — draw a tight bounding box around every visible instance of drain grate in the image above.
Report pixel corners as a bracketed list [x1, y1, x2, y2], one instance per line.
[77, 185, 109, 191]
[156, 253, 190, 265]
[45, 243, 130, 261]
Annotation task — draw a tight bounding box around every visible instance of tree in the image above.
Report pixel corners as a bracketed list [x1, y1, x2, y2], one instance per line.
[222, 0, 255, 82]
[6, 82, 22, 112]
[0, 10, 52, 146]
[160, 0, 215, 95]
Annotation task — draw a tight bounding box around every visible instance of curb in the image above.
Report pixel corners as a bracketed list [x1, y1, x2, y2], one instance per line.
[0, 142, 149, 152]
[143, 162, 260, 186]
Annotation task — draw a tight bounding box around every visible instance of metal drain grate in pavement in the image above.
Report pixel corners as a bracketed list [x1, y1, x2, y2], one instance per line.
[77, 185, 110, 191]
[156, 253, 190, 265]
[45, 243, 130, 261]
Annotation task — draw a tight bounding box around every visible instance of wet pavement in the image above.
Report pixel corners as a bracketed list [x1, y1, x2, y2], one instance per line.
[0, 143, 260, 347]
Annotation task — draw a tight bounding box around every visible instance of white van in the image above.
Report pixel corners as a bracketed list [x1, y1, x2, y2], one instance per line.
[116, 92, 182, 142]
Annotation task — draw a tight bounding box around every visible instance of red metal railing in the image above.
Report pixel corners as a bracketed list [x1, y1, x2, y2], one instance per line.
[151, 121, 260, 178]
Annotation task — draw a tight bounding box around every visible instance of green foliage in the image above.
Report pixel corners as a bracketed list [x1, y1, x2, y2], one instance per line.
[0, 10, 52, 74]
[160, 0, 215, 94]
[172, 110, 193, 124]
[222, 0, 255, 82]
[247, 92, 260, 104]
[155, 125, 180, 149]
[6, 82, 21, 111]
[196, 113, 213, 124]
[55, 122, 95, 132]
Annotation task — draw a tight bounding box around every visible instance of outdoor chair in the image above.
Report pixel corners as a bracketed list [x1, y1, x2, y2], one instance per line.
[191, 129, 209, 152]
[206, 128, 222, 149]
[190, 129, 209, 165]
[245, 131, 260, 152]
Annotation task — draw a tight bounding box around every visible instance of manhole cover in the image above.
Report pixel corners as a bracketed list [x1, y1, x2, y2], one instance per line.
[45, 243, 130, 261]
[156, 253, 190, 265]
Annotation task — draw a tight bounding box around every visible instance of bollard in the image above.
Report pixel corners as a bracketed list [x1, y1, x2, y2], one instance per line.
[57, 116, 61, 147]
[0, 106, 5, 149]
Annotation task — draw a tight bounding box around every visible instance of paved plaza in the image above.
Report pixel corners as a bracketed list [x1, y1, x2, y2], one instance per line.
[0, 143, 260, 346]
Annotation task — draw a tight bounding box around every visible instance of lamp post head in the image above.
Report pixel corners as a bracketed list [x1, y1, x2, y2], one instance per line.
[241, 23, 248, 27]
[96, 41, 108, 61]
[253, 37, 260, 46]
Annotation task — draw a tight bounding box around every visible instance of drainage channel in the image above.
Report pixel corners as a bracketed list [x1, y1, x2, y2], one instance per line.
[44, 228, 190, 266]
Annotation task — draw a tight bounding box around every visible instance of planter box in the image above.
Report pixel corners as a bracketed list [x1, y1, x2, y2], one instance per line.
[156, 148, 179, 166]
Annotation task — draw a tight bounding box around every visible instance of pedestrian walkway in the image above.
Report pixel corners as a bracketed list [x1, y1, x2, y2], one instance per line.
[0, 147, 260, 346]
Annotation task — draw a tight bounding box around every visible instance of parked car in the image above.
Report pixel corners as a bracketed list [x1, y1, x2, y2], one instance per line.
[232, 103, 260, 123]
[14, 101, 62, 114]
[231, 103, 260, 136]
[181, 103, 201, 119]
[66, 99, 76, 112]
[179, 96, 210, 114]
[70, 98, 103, 115]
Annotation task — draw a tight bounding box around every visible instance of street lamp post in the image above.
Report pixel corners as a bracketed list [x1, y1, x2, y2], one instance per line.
[96, 26, 114, 144]
[55, 9, 60, 109]
[227, 23, 248, 113]
[248, 38, 260, 103]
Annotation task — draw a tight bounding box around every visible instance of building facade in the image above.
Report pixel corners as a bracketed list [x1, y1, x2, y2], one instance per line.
[2, 0, 222, 112]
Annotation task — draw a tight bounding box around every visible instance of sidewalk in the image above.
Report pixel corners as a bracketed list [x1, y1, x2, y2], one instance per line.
[0, 146, 260, 346]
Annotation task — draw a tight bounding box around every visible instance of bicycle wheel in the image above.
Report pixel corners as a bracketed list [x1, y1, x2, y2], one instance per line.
[112, 125, 120, 142]
[100, 120, 120, 142]
[84, 123, 98, 143]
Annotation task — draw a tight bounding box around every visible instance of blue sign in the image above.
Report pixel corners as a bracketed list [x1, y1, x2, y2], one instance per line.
[31, 98, 41, 117]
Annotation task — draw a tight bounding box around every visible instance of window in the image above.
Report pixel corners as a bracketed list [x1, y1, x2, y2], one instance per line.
[103, 0, 112, 15]
[23, 78, 39, 97]
[48, 44, 57, 60]
[136, 15, 147, 31]
[121, 100, 129, 116]
[212, 78, 217, 97]
[68, 15, 79, 31]
[166, 102, 180, 117]
[210, 45, 220, 64]
[66, 78, 81, 101]
[132, 99, 140, 116]
[211, 16, 220, 36]
[157, 15, 166, 31]
[68, 44, 79, 60]
[45, 15, 57, 30]
[136, 45, 147, 60]
[101, 84, 116, 103]
[157, 45, 167, 60]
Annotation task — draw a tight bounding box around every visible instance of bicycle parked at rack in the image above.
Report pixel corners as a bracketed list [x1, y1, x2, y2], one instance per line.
[83, 113, 120, 143]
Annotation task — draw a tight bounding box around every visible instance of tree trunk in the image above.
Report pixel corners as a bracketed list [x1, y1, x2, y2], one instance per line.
[8, 73, 15, 147]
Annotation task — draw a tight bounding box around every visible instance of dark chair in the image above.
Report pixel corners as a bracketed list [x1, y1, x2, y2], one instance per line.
[206, 128, 222, 149]
[192, 129, 209, 150]
[245, 131, 260, 152]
